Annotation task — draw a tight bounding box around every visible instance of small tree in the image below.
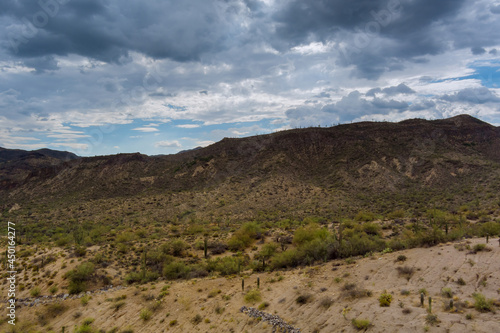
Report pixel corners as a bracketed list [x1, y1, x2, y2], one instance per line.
[257, 243, 278, 269]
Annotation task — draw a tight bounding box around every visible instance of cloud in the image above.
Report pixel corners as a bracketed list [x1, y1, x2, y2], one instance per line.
[176, 124, 200, 129]
[132, 127, 159, 132]
[2, 0, 247, 63]
[440, 87, 500, 104]
[471, 47, 487, 55]
[1, 0, 500, 155]
[366, 83, 415, 96]
[154, 140, 181, 148]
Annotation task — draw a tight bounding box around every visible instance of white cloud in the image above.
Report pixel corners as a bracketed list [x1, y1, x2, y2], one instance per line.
[196, 140, 215, 147]
[176, 124, 201, 128]
[132, 127, 159, 132]
[155, 140, 182, 148]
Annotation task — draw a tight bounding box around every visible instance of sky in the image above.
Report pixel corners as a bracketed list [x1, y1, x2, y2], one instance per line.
[0, 0, 500, 156]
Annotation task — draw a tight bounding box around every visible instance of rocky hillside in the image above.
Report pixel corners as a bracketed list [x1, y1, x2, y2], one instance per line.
[2, 115, 500, 217]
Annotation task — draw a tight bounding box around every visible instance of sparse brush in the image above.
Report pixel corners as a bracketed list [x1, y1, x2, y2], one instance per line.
[396, 266, 415, 281]
[351, 318, 371, 330]
[425, 314, 439, 326]
[441, 287, 453, 298]
[258, 301, 270, 310]
[319, 296, 334, 309]
[244, 289, 262, 304]
[191, 314, 203, 325]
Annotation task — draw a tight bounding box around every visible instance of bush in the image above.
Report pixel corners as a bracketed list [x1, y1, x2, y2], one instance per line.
[49, 285, 58, 295]
[140, 308, 152, 321]
[472, 244, 489, 253]
[379, 292, 393, 307]
[425, 314, 439, 325]
[244, 289, 261, 304]
[228, 222, 262, 251]
[457, 277, 466, 286]
[46, 302, 67, 317]
[80, 295, 90, 306]
[352, 318, 371, 330]
[258, 302, 270, 310]
[30, 287, 41, 297]
[396, 255, 407, 262]
[192, 314, 202, 325]
[163, 261, 191, 280]
[295, 294, 313, 305]
[441, 288, 453, 298]
[207, 256, 240, 276]
[319, 296, 334, 309]
[396, 266, 415, 281]
[473, 293, 493, 312]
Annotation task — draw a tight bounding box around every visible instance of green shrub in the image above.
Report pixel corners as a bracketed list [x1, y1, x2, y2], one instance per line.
[30, 287, 41, 297]
[169, 319, 178, 326]
[396, 255, 407, 262]
[140, 308, 152, 321]
[228, 222, 262, 251]
[472, 244, 488, 252]
[80, 295, 91, 306]
[207, 256, 240, 276]
[473, 293, 493, 312]
[441, 288, 453, 298]
[258, 301, 270, 310]
[352, 318, 371, 330]
[49, 285, 58, 295]
[378, 292, 393, 307]
[163, 261, 191, 280]
[244, 289, 261, 304]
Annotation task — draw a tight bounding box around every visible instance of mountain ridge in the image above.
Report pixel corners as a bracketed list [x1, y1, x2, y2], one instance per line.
[2, 115, 500, 218]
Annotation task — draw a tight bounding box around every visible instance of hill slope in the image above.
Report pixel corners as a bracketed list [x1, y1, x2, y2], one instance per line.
[1, 114, 500, 218]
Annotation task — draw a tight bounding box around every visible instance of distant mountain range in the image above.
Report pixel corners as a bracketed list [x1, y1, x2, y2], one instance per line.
[2, 114, 500, 217]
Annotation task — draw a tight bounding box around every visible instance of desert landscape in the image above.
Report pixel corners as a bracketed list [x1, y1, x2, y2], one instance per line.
[1, 115, 500, 332]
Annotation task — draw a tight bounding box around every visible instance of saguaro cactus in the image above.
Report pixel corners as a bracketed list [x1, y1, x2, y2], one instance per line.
[242, 278, 245, 291]
[204, 238, 208, 259]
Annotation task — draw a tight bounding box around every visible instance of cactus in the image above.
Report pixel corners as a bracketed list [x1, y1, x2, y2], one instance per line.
[420, 292, 424, 307]
[428, 296, 432, 313]
[449, 299, 454, 311]
[257, 277, 260, 289]
[242, 278, 245, 291]
[204, 238, 208, 259]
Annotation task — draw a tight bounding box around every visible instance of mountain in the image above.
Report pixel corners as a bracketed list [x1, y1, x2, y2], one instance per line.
[1, 115, 500, 219]
[0, 147, 79, 191]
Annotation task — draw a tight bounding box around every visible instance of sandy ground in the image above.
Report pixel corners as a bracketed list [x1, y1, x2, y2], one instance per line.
[4, 237, 500, 333]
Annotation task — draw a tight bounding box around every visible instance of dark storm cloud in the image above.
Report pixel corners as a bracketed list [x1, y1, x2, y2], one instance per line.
[21, 55, 59, 74]
[2, 0, 244, 63]
[471, 47, 487, 55]
[273, 0, 480, 79]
